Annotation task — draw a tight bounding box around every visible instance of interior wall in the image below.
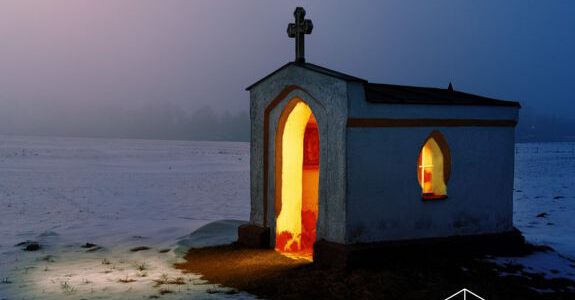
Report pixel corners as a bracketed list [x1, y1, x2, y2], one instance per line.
[302, 170, 319, 211]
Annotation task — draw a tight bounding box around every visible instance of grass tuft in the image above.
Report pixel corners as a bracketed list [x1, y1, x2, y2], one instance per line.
[137, 263, 147, 271]
[60, 281, 76, 295]
[118, 275, 136, 283]
[158, 288, 173, 295]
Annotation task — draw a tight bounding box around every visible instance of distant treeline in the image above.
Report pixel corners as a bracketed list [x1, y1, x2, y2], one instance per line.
[516, 109, 575, 143]
[117, 103, 250, 142]
[0, 101, 250, 142]
[1, 101, 574, 143]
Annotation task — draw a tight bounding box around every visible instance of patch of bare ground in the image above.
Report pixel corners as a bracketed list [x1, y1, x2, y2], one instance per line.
[175, 243, 575, 300]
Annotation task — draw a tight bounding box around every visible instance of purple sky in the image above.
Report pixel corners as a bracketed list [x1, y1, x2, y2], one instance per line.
[0, 1, 573, 135]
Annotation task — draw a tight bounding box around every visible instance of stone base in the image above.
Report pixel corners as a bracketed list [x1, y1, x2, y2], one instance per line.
[237, 224, 271, 248]
[314, 228, 526, 268]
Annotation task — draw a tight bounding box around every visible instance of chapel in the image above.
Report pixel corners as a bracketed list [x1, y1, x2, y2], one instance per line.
[238, 7, 521, 265]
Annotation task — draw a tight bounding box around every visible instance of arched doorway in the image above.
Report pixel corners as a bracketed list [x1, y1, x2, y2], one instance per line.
[274, 99, 319, 259]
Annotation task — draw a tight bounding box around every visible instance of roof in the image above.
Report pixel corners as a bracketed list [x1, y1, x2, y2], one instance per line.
[364, 83, 520, 107]
[246, 62, 520, 107]
[245, 62, 366, 90]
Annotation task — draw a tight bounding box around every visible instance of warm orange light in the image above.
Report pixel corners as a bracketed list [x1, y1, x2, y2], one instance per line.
[418, 137, 447, 199]
[275, 101, 318, 258]
[301, 115, 318, 253]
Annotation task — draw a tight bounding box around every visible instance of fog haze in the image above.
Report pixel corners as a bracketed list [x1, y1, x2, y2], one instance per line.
[0, 1, 574, 141]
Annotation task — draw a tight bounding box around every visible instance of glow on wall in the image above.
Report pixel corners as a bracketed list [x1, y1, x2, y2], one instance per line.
[275, 100, 319, 257]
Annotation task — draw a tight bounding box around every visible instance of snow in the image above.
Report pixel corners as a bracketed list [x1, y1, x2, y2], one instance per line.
[513, 143, 575, 257]
[0, 135, 254, 299]
[0, 136, 574, 298]
[490, 143, 575, 283]
[490, 251, 575, 281]
[174, 220, 247, 257]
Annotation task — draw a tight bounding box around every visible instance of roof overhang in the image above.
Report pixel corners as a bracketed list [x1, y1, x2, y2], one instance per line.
[245, 62, 366, 91]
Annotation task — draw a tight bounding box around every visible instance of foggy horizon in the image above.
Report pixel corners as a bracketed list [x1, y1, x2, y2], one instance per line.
[1, 1, 574, 141]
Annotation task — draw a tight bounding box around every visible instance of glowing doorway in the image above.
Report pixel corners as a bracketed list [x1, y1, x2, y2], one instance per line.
[274, 101, 319, 259]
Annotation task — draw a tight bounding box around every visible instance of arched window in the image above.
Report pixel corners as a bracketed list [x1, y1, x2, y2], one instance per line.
[417, 131, 450, 200]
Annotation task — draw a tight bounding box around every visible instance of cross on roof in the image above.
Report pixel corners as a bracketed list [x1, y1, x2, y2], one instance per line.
[287, 7, 313, 64]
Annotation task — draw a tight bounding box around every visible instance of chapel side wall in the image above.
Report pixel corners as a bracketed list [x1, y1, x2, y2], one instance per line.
[345, 125, 516, 243]
[249, 65, 350, 244]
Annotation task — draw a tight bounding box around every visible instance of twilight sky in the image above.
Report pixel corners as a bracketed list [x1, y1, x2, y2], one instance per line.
[0, 1, 573, 136]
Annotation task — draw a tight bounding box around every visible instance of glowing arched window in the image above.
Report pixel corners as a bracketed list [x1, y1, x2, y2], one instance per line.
[417, 131, 450, 200]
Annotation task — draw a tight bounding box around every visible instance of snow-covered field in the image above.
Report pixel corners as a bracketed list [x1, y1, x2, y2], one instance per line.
[0, 136, 253, 299]
[0, 136, 574, 299]
[493, 143, 575, 282]
[514, 143, 575, 257]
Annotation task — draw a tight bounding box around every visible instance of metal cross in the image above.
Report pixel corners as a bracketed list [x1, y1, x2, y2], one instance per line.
[287, 7, 313, 64]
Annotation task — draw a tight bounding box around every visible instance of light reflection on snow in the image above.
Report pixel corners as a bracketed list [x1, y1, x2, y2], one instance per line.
[24, 248, 228, 299]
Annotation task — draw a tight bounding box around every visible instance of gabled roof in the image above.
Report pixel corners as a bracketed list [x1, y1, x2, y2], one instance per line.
[245, 62, 366, 91]
[364, 83, 520, 107]
[246, 62, 520, 107]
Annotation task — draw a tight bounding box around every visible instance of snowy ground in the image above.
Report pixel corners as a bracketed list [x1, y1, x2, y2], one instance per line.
[0, 136, 574, 299]
[514, 143, 575, 257]
[0, 136, 253, 299]
[491, 143, 575, 283]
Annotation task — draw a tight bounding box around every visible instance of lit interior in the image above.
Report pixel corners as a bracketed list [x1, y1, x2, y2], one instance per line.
[418, 137, 447, 199]
[275, 101, 319, 258]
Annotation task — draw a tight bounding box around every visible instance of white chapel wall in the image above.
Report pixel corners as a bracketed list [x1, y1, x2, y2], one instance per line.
[345, 125, 516, 243]
[249, 64, 350, 244]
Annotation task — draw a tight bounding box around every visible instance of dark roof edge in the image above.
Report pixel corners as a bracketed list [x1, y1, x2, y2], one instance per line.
[367, 99, 523, 108]
[365, 83, 521, 108]
[245, 62, 366, 91]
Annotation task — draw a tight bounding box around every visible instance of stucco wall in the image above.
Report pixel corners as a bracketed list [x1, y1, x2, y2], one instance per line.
[345, 125, 516, 243]
[249, 64, 349, 244]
